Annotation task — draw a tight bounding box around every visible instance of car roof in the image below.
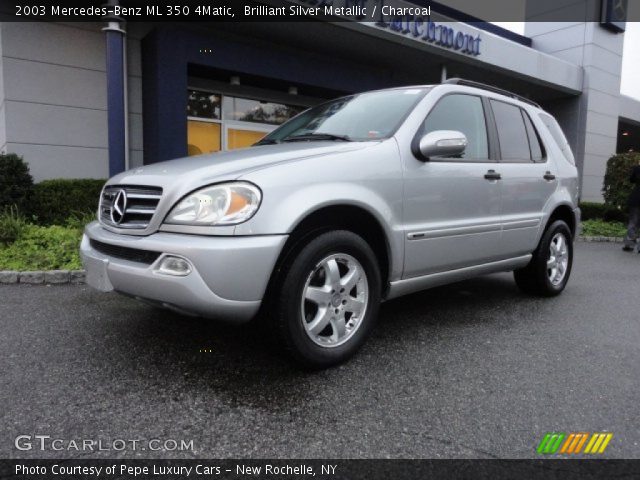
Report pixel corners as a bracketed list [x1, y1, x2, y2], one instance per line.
[365, 82, 543, 112]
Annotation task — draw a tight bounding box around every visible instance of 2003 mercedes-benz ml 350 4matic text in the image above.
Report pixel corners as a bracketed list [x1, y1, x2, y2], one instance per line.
[81, 79, 580, 368]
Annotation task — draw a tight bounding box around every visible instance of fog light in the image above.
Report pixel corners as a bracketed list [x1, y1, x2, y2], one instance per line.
[156, 256, 192, 276]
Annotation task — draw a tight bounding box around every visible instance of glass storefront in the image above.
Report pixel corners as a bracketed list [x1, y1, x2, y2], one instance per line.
[187, 89, 303, 155]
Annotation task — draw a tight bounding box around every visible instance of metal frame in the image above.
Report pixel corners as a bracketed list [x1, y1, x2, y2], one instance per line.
[444, 78, 541, 109]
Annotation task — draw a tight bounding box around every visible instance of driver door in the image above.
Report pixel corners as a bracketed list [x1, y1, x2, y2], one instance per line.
[402, 93, 504, 278]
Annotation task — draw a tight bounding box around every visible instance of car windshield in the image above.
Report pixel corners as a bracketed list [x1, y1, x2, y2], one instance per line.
[256, 87, 431, 144]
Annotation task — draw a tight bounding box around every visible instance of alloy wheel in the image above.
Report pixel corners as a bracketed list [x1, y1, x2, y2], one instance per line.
[547, 232, 569, 286]
[300, 253, 369, 348]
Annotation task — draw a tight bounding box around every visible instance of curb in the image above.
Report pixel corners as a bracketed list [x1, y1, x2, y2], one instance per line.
[576, 236, 624, 243]
[0, 236, 626, 285]
[0, 270, 85, 285]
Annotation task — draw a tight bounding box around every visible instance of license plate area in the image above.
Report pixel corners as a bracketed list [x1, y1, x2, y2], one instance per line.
[84, 255, 114, 292]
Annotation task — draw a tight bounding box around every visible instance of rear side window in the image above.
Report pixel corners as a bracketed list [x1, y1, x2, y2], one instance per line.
[421, 94, 489, 160]
[490, 100, 531, 162]
[522, 111, 545, 162]
[539, 113, 575, 165]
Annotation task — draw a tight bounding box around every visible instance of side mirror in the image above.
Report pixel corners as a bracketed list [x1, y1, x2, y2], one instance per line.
[416, 130, 468, 161]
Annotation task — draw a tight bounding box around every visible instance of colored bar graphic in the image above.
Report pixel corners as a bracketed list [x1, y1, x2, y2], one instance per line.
[537, 433, 552, 454]
[584, 433, 613, 454]
[537, 433, 566, 454]
[559, 433, 575, 454]
[538, 432, 613, 455]
[574, 433, 590, 453]
[560, 432, 589, 454]
[597, 433, 613, 453]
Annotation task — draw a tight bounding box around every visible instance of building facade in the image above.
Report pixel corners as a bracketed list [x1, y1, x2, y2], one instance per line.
[0, 1, 638, 202]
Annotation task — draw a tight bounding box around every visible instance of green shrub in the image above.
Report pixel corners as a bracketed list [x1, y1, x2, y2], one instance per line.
[581, 219, 627, 238]
[0, 153, 33, 212]
[64, 211, 99, 230]
[602, 207, 628, 223]
[29, 179, 105, 225]
[0, 206, 28, 245]
[602, 152, 640, 210]
[579, 201, 626, 223]
[0, 224, 83, 270]
[579, 202, 607, 221]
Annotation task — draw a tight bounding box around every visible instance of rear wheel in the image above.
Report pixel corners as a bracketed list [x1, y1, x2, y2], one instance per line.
[514, 220, 573, 296]
[273, 230, 381, 369]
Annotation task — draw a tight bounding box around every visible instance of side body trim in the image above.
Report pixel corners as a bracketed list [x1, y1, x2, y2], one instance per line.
[386, 255, 532, 300]
[407, 222, 502, 240]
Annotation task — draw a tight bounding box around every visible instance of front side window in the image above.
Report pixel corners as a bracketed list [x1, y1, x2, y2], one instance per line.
[420, 94, 489, 160]
[491, 100, 532, 162]
[259, 88, 430, 144]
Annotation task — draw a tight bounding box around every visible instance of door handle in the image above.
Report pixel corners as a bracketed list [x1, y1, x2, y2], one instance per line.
[484, 170, 502, 180]
[543, 171, 556, 181]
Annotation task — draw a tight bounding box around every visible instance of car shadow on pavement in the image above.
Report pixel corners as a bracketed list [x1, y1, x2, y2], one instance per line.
[90, 273, 538, 411]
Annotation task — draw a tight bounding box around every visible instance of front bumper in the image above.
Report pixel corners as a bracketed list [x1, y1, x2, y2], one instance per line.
[80, 221, 287, 322]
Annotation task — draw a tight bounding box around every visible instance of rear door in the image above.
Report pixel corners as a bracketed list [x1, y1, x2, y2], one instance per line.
[489, 100, 558, 256]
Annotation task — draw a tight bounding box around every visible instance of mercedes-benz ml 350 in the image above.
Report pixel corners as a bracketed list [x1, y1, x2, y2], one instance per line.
[81, 79, 580, 368]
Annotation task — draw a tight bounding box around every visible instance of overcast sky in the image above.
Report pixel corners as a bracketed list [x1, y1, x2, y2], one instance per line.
[493, 22, 640, 100]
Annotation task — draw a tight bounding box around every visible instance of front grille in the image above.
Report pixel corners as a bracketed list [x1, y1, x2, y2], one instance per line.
[99, 185, 163, 229]
[90, 239, 161, 265]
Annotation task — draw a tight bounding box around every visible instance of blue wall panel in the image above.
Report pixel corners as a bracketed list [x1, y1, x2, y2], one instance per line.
[141, 27, 395, 164]
[106, 30, 126, 175]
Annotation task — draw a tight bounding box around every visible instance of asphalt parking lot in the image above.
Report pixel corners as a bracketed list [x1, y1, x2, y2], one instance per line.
[1, 242, 638, 459]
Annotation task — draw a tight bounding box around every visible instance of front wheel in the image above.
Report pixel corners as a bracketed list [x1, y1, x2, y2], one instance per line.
[273, 230, 381, 369]
[514, 220, 573, 296]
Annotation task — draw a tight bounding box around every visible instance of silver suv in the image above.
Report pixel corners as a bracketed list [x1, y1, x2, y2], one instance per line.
[81, 79, 580, 368]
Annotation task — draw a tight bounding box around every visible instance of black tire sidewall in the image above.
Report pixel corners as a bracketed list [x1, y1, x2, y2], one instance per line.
[533, 220, 573, 295]
[276, 230, 381, 368]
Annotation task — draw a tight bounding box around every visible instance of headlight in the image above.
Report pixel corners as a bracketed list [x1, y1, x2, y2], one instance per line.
[165, 182, 261, 226]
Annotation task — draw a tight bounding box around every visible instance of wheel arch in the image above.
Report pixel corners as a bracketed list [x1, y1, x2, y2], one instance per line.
[265, 204, 394, 299]
[545, 203, 577, 238]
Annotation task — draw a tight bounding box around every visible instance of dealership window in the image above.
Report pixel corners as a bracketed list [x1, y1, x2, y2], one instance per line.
[187, 89, 303, 156]
[222, 97, 302, 125]
[187, 90, 221, 119]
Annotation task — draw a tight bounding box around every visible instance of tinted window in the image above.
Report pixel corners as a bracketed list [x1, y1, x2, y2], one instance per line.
[491, 100, 531, 162]
[522, 111, 544, 162]
[422, 94, 489, 160]
[539, 113, 576, 165]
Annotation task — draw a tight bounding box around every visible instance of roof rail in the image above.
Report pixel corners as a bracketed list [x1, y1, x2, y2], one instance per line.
[443, 78, 541, 108]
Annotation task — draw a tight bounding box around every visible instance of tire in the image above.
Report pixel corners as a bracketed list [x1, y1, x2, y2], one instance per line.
[514, 220, 573, 297]
[272, 230, 381, 369]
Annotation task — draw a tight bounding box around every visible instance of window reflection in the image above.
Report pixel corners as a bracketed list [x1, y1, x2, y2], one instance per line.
[187, 90, 221, 119]
[223, 97, 303, 124]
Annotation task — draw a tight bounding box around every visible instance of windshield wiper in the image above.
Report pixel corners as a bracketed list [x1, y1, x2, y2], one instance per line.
[282, 133, 352, 142]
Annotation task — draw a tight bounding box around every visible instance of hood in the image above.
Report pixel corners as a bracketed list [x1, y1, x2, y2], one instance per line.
[98, 140, 381, 236]
[108, 141, 375, 189]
